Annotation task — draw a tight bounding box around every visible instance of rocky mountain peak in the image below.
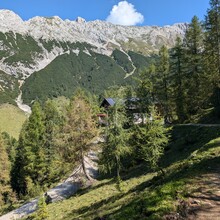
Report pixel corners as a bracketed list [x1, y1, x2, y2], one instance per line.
[0, 9, 22, 22]
[0, 9, 26, 33]
[0, 10, 187, 51]
[0, 10, 188, 79]
[75, 17, 86, 23]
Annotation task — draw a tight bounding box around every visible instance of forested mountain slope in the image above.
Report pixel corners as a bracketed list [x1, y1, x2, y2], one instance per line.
[0, 10, 186, 105]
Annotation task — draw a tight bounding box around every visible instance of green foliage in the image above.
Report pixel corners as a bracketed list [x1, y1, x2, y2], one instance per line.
[155, 45, 172, 123]
[112, 49, 134, 73]
[1, 132, 17, 164]
[131, 114, 169, 170]
[135, 65, 155, 118]
[42, 125, 220, 220]
[0, 33, 43, 65]
[21, 50, 130, 104]
[128, 51, 158, 72]
[11, 100, 66, 197]
[204, 0, 220, 108]
[11, 102, 46, 197]
[0, 70, 19, 105]
[60, 89, 98, 180]
[103, 85, 134, 100]
[33, 196, 49, 220]
[42, 100, 65, 184]
[184, 16, 206, 118]
[99, 103, 131, 180]
[0, 133, 16, 214]
[170, 37, 188, 122]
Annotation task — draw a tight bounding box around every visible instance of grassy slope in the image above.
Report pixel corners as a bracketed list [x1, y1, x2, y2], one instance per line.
[0, 104, 27, 139]
[44, 125, 220, 220]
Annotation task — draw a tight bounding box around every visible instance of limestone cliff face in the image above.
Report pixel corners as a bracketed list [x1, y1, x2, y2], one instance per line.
[0, 10, 187, 106]
[0, 9, 187, 78]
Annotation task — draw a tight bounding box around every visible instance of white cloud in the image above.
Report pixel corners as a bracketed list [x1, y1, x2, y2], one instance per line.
[106, 1, 144, 26]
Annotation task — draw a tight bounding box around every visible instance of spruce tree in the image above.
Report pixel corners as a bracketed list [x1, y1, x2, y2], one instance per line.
[12, 102, 46, 197]
[170, 37, 187, 122]
[184, 16, 206, 116]
[43, 100, 63, 184]
[204, 0, 220, 107]
[135, 64, 155, 124]
[0, 133, 16, 212]
[156, 45, 172, 123]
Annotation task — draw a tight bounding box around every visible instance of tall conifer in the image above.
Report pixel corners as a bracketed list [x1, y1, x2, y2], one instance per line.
[204, 0, 220, 106]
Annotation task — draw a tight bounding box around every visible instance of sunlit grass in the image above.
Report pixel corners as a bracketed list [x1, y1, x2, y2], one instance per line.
[0, 104, 27, 139]
[30, 126, 220, 219]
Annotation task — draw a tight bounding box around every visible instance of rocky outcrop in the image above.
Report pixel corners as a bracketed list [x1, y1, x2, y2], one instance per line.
[0, 9, 187, 78]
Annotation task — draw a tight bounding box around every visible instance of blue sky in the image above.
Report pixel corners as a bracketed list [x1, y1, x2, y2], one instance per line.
[0, 0, 210, 26]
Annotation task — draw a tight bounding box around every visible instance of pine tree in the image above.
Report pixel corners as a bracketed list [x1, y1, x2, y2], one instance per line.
[11, 102, 46, 197]
[184, 16, 206, 116]
[43, 100, 63, 184]
[99, 103, 130, 181]
[204, 0, 220, 107]
[0, 133, 16, 211]
[156, 45, 172, 123]
[170, 37, 187, 122]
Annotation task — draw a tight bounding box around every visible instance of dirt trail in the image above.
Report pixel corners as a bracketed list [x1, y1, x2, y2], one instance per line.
[186, 169, 220, 220]
[0, 147, 101, 220]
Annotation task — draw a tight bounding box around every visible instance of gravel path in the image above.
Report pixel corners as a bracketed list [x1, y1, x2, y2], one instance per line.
[163, 168, 220, 220]
[187, 169, 220, 220]
[0, 148, 100, 220]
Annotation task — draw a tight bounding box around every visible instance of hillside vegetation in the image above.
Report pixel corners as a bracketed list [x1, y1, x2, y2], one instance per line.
[1, 2, 220, 219]
[0, 104, 27, 139]
[0, 70, 19, 105]
[43, 125, 220, 220]
[21, 46, 157, 105]
[21, 50, 133, 104]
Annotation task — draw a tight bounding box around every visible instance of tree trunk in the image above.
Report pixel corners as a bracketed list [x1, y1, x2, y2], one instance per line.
[116, 156, 120, 180]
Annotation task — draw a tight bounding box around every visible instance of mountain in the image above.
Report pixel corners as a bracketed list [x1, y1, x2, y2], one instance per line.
[0, 10, 187, 105]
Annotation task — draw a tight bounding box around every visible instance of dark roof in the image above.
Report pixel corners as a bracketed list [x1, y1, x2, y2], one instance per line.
[105, 98, 115, 106]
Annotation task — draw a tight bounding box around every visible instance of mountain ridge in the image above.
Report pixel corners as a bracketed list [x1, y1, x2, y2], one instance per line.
[0, 9, 187, 78]
[0, 10, 186, 50]
[0, 9, 187, 105]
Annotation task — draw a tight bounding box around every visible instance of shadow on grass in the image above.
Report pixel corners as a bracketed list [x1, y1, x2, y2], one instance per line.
[76, 156, 220, 220]
[63, 174, 154, 220]
[74, 163, 152, 198]
[104, 156, 220, 220]
[197, 140, 220, 154]
[160, 126, 220, 168]
[74, 178, 116, 197]
[62, 126, 220, 220]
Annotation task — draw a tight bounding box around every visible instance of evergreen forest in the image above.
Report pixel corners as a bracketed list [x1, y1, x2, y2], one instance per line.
[1, 1, 220, 219]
